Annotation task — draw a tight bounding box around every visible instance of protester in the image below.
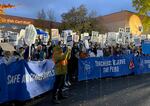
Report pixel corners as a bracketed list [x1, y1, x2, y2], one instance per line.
[0, 47, 3, 56]
[68, 42, 79, 82]
[97, 47, 103, 57]
[24, 46, 29, 60]
[52, 41, 71, 104]
[46, 41, 53, 59]
[103, 47, 111, 57]
[79, 45, 89, 58]
[1, 51, 17, 64]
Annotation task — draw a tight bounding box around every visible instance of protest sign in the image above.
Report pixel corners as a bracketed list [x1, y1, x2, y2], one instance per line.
[73, 33, 79, 42]
[116, 32, 127, 45]
[107, 32, 117, 46]
[80, 34, 84, 41]
[91, 31, 99, 42]
[51, 29, 59, 41]
[84, 40, 89, 49]
[18, 29, 25, 47]
[141, 35, 146, 40]
[18, 29, 25, 40]
[133, 36, 141, 46]
[61, 30, 73, 45]
[148, 34, 150, 40]
[0, 43, 16, 51]
[24, 24, 37, 46]
[0, 60, 55, 103]
[67, 35, 73, 47]
[78, 55, 134, 81]
[83, 33, 90, 41]
[124, 33, 131, 44]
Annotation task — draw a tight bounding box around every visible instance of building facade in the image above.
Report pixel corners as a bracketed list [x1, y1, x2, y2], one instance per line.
[0, 14, 59, 32]
[97, 10, 144, 34]
[0, 14, 59, 43]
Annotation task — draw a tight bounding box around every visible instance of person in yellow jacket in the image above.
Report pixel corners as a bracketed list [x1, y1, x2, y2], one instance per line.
[52, 41, 71, 104]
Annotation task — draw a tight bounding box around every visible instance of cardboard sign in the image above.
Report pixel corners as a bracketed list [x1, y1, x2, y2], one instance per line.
[0, 43, 16, 51]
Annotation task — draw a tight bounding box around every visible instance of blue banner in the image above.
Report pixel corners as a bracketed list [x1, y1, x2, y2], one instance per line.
[0, 63, 8, 103]
[135, 56, 150, 74]
[78, 55, 135, 81]
[3, 55, 150, 103]
[142, 40, 150, 54]
[0, 60, 55, 103]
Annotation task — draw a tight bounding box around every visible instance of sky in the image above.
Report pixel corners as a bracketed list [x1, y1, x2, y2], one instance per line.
[1, 0, 136, 22]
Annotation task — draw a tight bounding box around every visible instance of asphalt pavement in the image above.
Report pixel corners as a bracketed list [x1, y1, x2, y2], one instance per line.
[4, 73, 150, 106]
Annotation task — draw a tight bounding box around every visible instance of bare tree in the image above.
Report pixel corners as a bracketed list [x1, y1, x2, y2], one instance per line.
[37, 9, 46, 20]
[47, 9, 56, 22]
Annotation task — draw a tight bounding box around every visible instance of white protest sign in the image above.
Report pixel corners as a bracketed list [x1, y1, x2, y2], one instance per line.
[62, 30, 73, 45]
[61, 31, 67, 44]
[81, 34, 84, 41]
[18, 29, 25, 40]
[147, 34, 150, 40]
[119, 28, 124, 32]
[42, 32, 49, 45]
[84, 40, 89, 49]
[91, 31, 99, 42]
[83, 33, 89, 41]
[116, 32, 126, 45]
[134, 36, 141, 46]
[73, 33, 79, 42]
[101, 34, 107, 47]
[24, 24, 37, 46]
[141, 35, 146, 40]
[67, 35, 73, 47]
[62, 30, 73, 46]
[98, 34, 107, 47]
[107, 32, 117, 46]
[51, 29, 59, 40]
[97, 49, 103, 57]
[124, 33, 131, 44]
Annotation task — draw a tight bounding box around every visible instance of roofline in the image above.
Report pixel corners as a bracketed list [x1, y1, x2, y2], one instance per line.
[98, 10, 137, 18]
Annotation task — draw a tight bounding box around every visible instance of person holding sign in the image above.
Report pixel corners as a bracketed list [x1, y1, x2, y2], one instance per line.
[52, 41, 71, 104]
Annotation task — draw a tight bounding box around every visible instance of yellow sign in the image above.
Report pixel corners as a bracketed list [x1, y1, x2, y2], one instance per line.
[0, 17, 31, 25]
[129, 15, 143, 36]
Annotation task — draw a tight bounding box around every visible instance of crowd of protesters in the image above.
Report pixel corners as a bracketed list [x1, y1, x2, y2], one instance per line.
[0, 36, 145, 104]
[0, 37, 144, 80]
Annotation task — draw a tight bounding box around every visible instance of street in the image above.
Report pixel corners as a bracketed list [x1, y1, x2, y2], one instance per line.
[23, 73, 150, 106]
